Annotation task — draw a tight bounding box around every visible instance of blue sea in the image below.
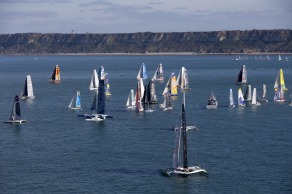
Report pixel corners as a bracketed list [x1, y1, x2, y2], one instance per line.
[0, 55, 291, 193]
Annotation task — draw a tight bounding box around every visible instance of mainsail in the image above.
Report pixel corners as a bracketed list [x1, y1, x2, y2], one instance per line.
[229, 88, 235, 107]
[105, 73, 111, 96]
[236, 65, 247, 84]
[147, 78, 157, 104]
[20, 75, 35, 99]
[89, 69, 99, 90]
[68, 91, 81, 110]
[137, 63, 147, 80]
[153, 63, 164, 81]
[177, 67, 190, 90]
[4, 95, 26, 123]
[274, 69, 287, 102]
[49, 65, 61, 82]
[126, 89, 136, 108]
[136, 78, 145, 112]
[244, 85, 252, 101]
[238, 88, 245, 107]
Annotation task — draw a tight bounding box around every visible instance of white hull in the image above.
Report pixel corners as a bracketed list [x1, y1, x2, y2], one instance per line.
[206, 104, 217, 109]
[4, 119, 26, 124]
[161, 166, 207, 177]
[20, 96, 35, 100]
[85, 114, 104, 121]
[126, 106, 136, 110]
[69, 107, 82, 110]
[163, 107, 173, 111]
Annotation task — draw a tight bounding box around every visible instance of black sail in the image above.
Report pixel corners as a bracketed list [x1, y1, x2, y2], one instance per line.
[181, 103, 188, 169]
[97, 80, 105, 114]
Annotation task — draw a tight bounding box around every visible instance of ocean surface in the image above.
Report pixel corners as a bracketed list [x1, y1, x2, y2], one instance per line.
[0, 55, 291, 194]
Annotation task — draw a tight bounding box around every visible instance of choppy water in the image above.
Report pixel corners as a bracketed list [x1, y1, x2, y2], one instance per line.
[0, 55, 291, 193]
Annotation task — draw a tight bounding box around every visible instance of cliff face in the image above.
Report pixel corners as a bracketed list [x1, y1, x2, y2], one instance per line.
[0, 30, 291, 54]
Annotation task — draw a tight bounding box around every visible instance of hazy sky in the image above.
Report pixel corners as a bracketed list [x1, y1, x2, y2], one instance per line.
[1, 0, 291, 34]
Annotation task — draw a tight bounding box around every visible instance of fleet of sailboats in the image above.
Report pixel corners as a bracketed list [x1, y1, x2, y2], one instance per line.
[49, 65, 61, 82]
[3, 96, 26, 124]
[160, 92, 207, 177]
[20, 75, 35, 99]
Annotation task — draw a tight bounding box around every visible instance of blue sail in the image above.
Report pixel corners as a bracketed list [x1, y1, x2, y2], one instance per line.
[142, 63, 147, 79]
[91, 93, 97, 111]
[97, 79, 105, 114]
[76, 93, 81, 108]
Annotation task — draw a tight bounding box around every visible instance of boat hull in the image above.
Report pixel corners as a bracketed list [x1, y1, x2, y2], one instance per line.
[161, 166, 208, 177]
[3, 119, 26, 124]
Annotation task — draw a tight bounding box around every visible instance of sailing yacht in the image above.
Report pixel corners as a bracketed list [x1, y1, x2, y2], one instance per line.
[251, 88, 261, 106]
[105, 73, 111, 96]
[135, 78, 145, 112]
[159, 92, 173, 111]
[49, 65, 61, 82]
[137, 63, 147, 80]
[146, 78, 157, 104]
[126, 89, 136, 110]
[238, 88, 246, 107]
[274, 68, 288, 102]
[177, 67, 190, 90]
[235, 65, 247, 84]
[244, 85, 252, 102]
[4, 96, 26, 124]
[260, 84, 268, 102]
[160, 92, 207, 177]
[206, 92, 218, 109]
[89, 69, 99, 90]
[162, 73, 178, 96]
[68, 91, 82, 110]
[278, 55, 282, 61]
[152, 63, 164, 81]
[143, 86, 154, 113]
[229, 88, 235, 107]
[20, 75, 35, 99]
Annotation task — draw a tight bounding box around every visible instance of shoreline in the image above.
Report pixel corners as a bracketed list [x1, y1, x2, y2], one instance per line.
[1, 52, 291, 56]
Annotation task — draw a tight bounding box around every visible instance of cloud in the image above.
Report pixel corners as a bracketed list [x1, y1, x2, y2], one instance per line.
[174, 7, 188, 10]
[0, 10, 58, 20]
[148, 2, 163, 5]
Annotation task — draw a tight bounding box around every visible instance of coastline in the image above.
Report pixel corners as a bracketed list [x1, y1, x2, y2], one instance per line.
[1, 52, 291, 56]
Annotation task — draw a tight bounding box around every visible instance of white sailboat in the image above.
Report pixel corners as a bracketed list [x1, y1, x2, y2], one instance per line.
[251, 88, 261, 106]
[20, 75, 35, 99]
[159, 92, 173, 111]
[160, 92, 207, 177]
[261, 84, 268, 102]
[89, 69, 99, 90]
[3, 96, 26, 124]
[68, 91, 82, 110]
[162, 73, 178, 96]
[137, 63, 147, 80]
[206, 92, 218, 109]
[229, 88, 235, 107]
[126, 89, 136, 110]
[278, 55, 282, 61]
[238, 88, 246, 107]
[135, 78, 145, 112]
[152, 63, 164, 81]
[177, 67, 190, 90]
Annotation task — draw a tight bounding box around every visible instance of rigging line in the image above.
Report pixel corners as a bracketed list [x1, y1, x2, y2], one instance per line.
[187, 134, 201, 166]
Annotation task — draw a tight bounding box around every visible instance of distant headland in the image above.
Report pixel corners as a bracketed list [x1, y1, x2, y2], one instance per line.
[0, 29, 291, 55]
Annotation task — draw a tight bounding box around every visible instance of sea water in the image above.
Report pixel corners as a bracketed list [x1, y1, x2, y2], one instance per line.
[0, 55, 291, 193]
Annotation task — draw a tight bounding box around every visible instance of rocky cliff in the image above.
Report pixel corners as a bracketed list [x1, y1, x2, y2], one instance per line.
[0, 30, 291, 54]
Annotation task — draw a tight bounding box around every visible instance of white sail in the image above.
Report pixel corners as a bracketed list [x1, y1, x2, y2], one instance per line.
[68, 91, 82, 110]
[153, 63, 164, 81]
[251, 88, 261, 106]
[238, 88, 245, 107]
[89, 69, 99, 90]
[244, 85, 252, 101]
[126, 89, 136, 109]
[229, 88, 235, 107]
[278, 55, 282, 61]
[20, 75, 35, 99]
[135, 78, 144, 112]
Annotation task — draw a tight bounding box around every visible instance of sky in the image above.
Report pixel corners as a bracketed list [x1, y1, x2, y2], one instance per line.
[0, 0, 291, 34]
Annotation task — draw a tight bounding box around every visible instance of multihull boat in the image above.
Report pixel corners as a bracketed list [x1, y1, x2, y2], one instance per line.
[4, 96, 26, 124]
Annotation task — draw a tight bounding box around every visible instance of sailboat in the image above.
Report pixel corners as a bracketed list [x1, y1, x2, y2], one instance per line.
[49, 65, 61, 82]
[162, 73, 178, 96]
[153, 63, 164, 81]
[85, 66, 114, 121]
[135, 78, 145, 112]
[238, 88, 246, 107]
[89, 69, 99, 90]
[274, 69, 288, 102]
[235, 65, 247, 84]
[285, 56, 289, 61]
[3, 96, 26, 124]
[20, 75, 35, 99]
[68, 91, 82, 110]
[84, 92, 104, 121]
[143, 85, 154, 113]
[251, 88, 261, 106]
[261, 84, 268, 102]
[278, 55, 282, 61]
[147, 78, 157, 104]
[137, 63, 147, 80]
[159, 92, 173, 111]
[126, 89, 136, 110]
[229, 88, 235, 107]
[289, 94, 292, 106]
[206, 92, 218, 109]
[244, 85, 252, 102]
[105, 73, 111, 96]
[160, 92, 207, 177]
[177, 67, 190, 90]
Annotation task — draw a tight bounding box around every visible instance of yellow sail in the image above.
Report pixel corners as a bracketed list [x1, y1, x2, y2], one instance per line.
[171, 76, 178, 96]
[280, 69, 288, 91]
